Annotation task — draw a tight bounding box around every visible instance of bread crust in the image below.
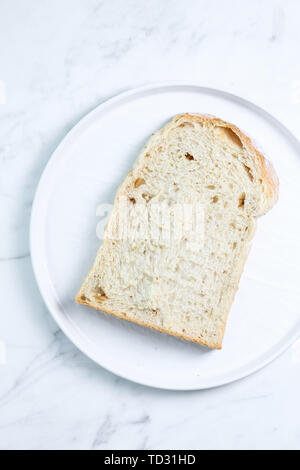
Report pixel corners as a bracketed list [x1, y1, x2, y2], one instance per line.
[175, 114, 279, 215]
[75, 294, 222, 349]
[76, 114, 279, 350]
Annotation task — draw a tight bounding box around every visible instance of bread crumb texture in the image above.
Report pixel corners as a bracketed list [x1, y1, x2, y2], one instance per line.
[76, 114, 279, 349]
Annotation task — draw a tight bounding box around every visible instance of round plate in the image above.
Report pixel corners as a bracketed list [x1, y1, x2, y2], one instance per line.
[30, 83, 300, 390]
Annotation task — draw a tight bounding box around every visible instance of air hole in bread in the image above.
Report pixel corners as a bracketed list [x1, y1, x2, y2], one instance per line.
[129, 197, 136, 204]
[212, 195, 219, 203]
[179, 122, 194, 128]
[142, 193, 153, 202]
[93, 286, 107, 302]
[134, 178, 146, 188]
[93, 286, 106, 296]
[242, 163, 254, 182]
[94, 294, 107, 302]
[238, 193, 246, 208]
[206, 185, 216, 190]
[215, 126, 243, 149]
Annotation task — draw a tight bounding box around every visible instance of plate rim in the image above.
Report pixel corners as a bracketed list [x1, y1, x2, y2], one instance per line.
[30, 81, 300, 390]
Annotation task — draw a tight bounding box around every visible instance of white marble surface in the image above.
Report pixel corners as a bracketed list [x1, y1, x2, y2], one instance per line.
[1, 0, 300, 450]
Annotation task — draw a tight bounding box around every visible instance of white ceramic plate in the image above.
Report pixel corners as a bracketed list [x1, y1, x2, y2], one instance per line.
[30, 83, 300, 390]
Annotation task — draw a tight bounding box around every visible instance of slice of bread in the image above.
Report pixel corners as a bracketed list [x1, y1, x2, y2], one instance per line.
[76, 114, 279, 349]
